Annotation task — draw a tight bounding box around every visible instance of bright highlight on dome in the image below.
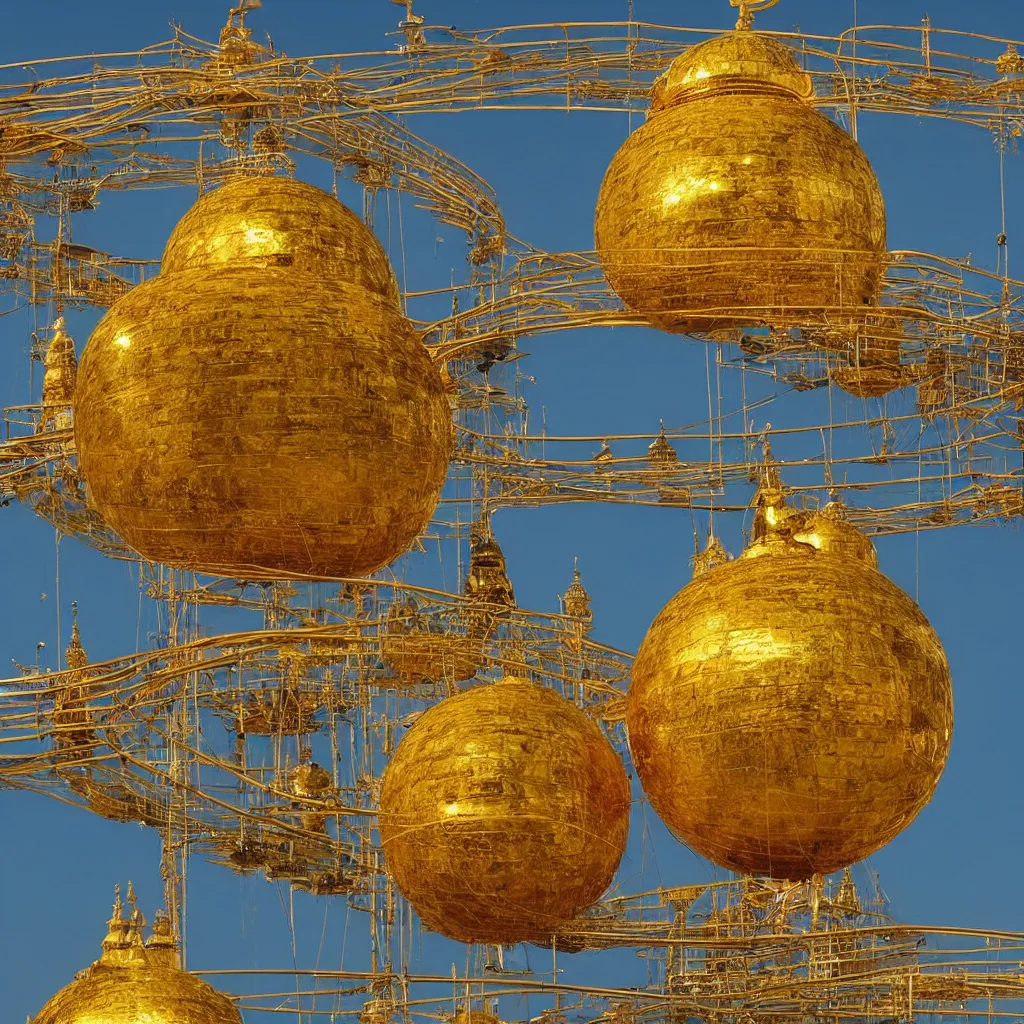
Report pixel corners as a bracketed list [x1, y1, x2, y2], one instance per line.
[595, 28, 887, 334]
[378, 677, 631, 945]
[74, 175, 453, 580]
[627, 456, 953, 880]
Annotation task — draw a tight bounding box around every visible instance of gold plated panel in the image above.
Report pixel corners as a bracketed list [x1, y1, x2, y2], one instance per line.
[596, 32, 887, 334]
[627, 524, 952, 880]
[378, 678, 630, 945]
[74, 176, 452, 579]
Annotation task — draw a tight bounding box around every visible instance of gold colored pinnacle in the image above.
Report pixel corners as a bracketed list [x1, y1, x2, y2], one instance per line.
[729, 0, 782, 30]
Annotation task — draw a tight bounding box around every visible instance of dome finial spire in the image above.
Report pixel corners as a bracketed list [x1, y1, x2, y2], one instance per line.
[751, 433, 790, 542]
[729, 0, 781, 31]
[64, 601, 88, 670]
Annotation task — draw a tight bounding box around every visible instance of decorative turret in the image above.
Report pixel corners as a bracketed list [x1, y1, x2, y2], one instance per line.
[33, 883, 241, 1024]
[64, 601, 87, 670]
[39, 317, 78, 432]
[562, 560, 593, 625]
[647, 423, 678, 468]
[464, 520, 515, 612]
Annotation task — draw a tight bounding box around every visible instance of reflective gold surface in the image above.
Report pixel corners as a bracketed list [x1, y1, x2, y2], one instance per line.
[34, 891, 240, 1024]
[378, 678, 630, 945]
[596, 31, 887, 334]
[627, 509, 952, 880]
[74, 176, 452, 579]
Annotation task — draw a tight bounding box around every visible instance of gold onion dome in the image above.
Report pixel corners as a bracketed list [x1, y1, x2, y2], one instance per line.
[378, 677, 630, 945]
[33, 888, 240, 1024]
[74, 175, 453, 579]
[595, 29, 887, 334]
[626, 475, 952, 880]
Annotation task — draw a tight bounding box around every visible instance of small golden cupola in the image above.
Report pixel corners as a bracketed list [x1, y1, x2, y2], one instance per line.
[32, 884, 242, 1024]
[647, 422, 679, 468]
[464, 520, 516, 611]
[39, 317, 78, 431]
[562, 560, 593, 626]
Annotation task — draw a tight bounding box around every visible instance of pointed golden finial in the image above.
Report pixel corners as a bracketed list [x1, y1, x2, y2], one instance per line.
[101, 883, 130, 955]
[751, 435, 789, 542]
[125, 882, 146, 946]
[64, 601, 88, 670]
[648, 420, 678, 468]
[692, 534, 729, 578]
[729, 0, 781, 31]
[562, 558, 593, 624]
[835, 866, 861, 915]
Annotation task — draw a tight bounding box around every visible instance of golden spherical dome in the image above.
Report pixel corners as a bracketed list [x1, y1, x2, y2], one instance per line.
[34, 961, 240, 1024]
[378, 678, 631, 945]
[596, 31, 886, 335]
[627, 514, 952, 880]
[34, 898, 240, 1024]
[74, 175, 452, 579]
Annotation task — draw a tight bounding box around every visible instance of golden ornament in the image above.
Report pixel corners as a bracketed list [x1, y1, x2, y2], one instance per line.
[34, 888, 240, 1024]
[74, 175, 452, 579]
[596, 30, 887, 334]
[380, 598, 486, 686]
[378, 678, 630, 945]
[627, 487, 952, 880]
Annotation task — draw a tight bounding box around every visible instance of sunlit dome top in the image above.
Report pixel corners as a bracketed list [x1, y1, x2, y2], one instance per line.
[161, 175, 402, 302]
[651, 31, 815, 111]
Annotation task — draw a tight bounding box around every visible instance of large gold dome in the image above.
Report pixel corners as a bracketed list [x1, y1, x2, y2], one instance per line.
[627, 505, 952, 880]
[378, 677, 630, 945]
[74, 175, 453, 579]
[34, 895, 240, 1024]
[595, 30, 887, 334]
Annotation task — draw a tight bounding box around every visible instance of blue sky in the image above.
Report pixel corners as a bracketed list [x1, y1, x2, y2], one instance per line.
[1, 0, 1023, 1021]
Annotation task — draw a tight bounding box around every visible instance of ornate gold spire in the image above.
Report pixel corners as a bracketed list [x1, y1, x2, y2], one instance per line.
[692, 534, 729, 578]
[647, 422, 678, 468]
[562, 559, 593, 625]
[750, 440, 788, 542]
[729, 0, 781, 31]
[101, 885, 130, 955]
[464, 518, 515, 611]
[835, 867, 861, 915]
[64, 601, 87, 670]
[39, 317, 79, 434]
